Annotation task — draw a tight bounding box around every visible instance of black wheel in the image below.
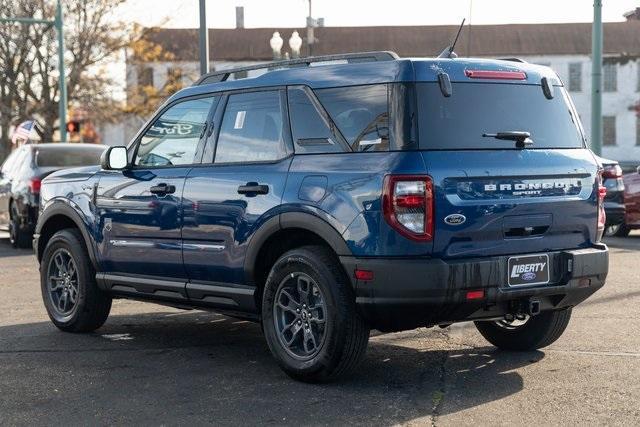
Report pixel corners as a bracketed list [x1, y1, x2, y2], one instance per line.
[40, 229, 112, 332]
[261, 246, 370, 382]
[475, 309, 572, 351]
[9, 202, 31, 249]
[605, 223, 630, 237]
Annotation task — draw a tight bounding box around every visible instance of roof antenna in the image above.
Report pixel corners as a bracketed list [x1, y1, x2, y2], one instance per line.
[438, 18, 466, 59]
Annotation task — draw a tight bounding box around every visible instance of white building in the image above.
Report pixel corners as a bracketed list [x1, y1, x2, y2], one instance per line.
[124, 14, 640, 166]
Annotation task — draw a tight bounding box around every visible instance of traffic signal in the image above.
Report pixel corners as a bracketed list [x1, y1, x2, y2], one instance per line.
[66, 120, 81, 133]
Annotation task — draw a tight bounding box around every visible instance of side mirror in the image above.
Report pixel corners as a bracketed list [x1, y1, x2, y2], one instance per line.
[101, 146, 128, 170]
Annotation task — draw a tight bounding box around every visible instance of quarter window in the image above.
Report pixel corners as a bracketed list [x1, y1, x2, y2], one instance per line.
[135, 96, 215, 167]
[568, 63, 582, 92]
[603, 116, 616, 146]
[287, 87, 343, 154]
[315, 84, 390, 151]
[215, 91, 288, 163]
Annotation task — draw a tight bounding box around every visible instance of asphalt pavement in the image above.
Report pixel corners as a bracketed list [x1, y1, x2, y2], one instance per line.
[0, 231, 639, 426]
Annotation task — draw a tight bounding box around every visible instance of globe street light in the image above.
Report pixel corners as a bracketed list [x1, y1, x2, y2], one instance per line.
[270, 31, 283, 60]
[289, 31, 303, 59]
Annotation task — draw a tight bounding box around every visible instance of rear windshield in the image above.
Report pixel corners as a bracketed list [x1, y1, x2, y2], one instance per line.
[417, 83, 584, 150]
[35, 146, 105, 167]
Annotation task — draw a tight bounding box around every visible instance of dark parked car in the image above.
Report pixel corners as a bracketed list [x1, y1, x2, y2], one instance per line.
[611, 166, 640, 237]
[595, 155, 626, 236]
[0, 143, 106, 247]
[34, 52, 608, 382]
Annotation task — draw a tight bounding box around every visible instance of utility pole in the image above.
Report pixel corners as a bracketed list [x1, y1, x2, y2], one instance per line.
[306, 0, 315, 56]
[591, 0, 603, 155]
[0, 0, 68, 142]
[199, 0, 209, 75]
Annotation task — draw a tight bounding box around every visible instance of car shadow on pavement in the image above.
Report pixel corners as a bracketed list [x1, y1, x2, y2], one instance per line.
[0, 235, 34, 258]
[0, 310, 538, 425]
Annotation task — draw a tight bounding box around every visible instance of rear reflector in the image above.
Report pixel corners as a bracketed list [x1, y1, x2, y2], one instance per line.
[465, 290, 485, 300]
[355, 269, 374, 281]
[465, 70, 527, 80]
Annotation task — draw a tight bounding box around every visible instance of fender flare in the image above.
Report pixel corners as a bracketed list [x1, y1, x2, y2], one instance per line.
[35, 201, 98, 268]
[243, 212, 352, 285]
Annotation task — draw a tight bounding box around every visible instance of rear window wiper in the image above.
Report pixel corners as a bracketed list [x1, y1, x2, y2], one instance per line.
[482, 131, 533, 149]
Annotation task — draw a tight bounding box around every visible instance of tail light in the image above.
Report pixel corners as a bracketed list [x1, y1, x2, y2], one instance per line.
[596, 171, 606, 242]
[464, 70, 527, 80]
[28, 177, 41, 194]
[383, 175, 434, 241]
[602, 164, 622, 179]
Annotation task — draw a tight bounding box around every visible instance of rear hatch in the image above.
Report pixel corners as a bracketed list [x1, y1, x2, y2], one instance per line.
[417, 78, 599, 259]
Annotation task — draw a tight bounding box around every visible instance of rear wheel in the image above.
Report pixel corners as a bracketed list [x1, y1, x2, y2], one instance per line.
[9, 203, 31, 249]
[261, 246, 370, 382]
[40, 229, 112, 332]
[474, 309, 572, 351]
[605, 223, 630, 237]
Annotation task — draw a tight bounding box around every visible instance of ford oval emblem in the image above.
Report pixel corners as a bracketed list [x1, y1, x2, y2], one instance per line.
[522, 272, 537, 281]
[444, 214, 466, 226]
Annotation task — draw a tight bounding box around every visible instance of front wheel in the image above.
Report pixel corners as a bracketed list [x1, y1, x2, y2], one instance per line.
[475, 309, 572, 351]
[261, 246, 370, 382]
[40, 229, 112, 332]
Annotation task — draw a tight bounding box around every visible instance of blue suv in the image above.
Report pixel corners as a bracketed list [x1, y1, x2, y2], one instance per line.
[34, 51, 608, 382]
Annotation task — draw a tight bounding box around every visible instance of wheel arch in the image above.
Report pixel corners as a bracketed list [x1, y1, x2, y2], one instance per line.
[244, 212, 353, 304]
[36, 202, 98, 269]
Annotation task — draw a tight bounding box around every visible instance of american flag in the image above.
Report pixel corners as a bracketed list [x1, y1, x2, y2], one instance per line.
[11, 120, 35, 145]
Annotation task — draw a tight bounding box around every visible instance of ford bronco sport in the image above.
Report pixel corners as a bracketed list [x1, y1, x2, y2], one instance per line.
[34, 51, 608, 382]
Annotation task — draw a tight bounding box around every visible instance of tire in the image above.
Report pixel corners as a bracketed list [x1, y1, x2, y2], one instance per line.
[475, 309, 572, 351]
[605, 223, 630, 237]
[9, 202, 31, 249]
[40, 228, 112, 332]
[261, 245, 370, 382]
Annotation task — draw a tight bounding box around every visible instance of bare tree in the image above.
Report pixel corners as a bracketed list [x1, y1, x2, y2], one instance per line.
[0, 0, 128, 160]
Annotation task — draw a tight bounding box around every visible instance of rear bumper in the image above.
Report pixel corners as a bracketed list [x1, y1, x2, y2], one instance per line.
[340, 245, 608, 332]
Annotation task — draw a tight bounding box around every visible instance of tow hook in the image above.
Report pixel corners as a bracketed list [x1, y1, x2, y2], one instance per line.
[528, 298, 541, 316]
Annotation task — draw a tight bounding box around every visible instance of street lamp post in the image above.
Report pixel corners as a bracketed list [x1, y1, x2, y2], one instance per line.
[288, 31, 302, 59]
[0, 0, 68, 142]
[270, 31, 283, 60]
[591, 0, 603, 156]
[198, 0, 209, 75]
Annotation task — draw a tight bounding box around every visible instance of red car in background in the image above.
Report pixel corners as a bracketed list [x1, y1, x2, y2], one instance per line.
[617, 166, 640, 237]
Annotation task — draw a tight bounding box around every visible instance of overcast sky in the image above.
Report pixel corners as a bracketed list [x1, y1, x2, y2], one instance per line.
[117, 0, 640, 28]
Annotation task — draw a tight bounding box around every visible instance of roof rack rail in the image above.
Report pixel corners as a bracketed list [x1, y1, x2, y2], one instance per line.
[498, 57, 528, 63]
[194, 51, 400, 86]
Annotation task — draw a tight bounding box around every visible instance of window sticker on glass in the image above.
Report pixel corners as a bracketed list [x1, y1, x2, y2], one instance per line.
[234, 110, 247, 129]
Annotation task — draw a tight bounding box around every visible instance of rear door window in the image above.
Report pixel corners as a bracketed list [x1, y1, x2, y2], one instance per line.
[315, 84, 390, 152]
[214, 90, 289, 163]
[416, 83, 584, 150]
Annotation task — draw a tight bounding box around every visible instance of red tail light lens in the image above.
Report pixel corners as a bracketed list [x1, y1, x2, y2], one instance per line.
[29, 177, 41, 194]
[464, 70, 527, 80]
[383, 175, 434, 241]
[596, 172, 606, 242]
[602, 164, 622, 179]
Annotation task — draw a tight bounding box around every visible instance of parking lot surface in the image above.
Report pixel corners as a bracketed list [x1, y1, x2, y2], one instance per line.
[0, 231, 639, 426]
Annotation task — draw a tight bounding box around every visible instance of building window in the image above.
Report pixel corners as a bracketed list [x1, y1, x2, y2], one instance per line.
[137, 66, 154, 87]
[603, 63, 617, 92]
[603, 116, 616, 146]
[637, 116, 640, 146]
[568, 63, 582, 92]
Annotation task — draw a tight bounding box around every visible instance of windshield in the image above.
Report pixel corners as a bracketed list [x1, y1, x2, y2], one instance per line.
[35, 146, 106, 167]
[417, 83, 584, 150]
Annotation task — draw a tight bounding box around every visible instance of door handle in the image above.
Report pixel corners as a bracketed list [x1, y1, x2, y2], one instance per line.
[150, 183, 176, 195]
[237, 182, 269, 195]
